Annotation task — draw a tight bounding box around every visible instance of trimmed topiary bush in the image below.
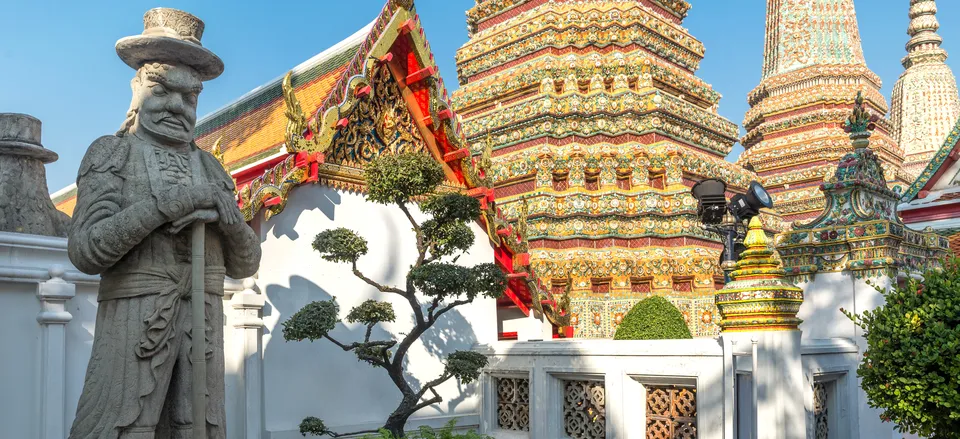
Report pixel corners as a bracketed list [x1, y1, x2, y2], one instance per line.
[614, 296, 693, 340]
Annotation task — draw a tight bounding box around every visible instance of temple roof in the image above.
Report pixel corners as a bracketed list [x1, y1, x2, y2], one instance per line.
[193, 24, 371, 172]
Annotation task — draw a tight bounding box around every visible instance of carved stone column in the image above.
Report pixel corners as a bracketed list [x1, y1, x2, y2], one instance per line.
[231, 277, 265, 439]
[36, 265, 76, 439]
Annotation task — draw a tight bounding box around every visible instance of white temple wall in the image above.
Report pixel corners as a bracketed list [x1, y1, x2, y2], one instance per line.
[255, 184, 496, 438]
[794, 272, 898, 439]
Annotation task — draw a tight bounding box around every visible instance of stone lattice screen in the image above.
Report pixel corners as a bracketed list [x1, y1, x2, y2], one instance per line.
[645, 384, 698, 439]
[814, 382, 829, 439]
[496, 377, 530, 431]
[563, 379, 606, 438]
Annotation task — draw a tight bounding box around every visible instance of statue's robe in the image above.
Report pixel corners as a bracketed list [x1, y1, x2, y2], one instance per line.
[67, 134, 260, 439]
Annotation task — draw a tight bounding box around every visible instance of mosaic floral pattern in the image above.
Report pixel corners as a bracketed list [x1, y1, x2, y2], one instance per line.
[890, 0, 960, 180]
[459, 3, 703, 78]
[742, 1, 909, 223]
[452, 50, 721, 108]
[454, 0, 765, 338]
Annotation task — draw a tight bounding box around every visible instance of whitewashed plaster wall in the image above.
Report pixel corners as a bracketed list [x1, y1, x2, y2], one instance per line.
[794, 273, 898, 439]
[255, 184, 496, 438]
[0, 232, 99, 439]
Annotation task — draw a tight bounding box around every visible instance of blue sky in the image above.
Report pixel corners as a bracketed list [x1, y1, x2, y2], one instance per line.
[1, 0, 958, 193]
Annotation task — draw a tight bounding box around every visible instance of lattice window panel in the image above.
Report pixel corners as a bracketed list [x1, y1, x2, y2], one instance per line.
[645, 385, 697, 439]
[563, 379, 606, 439]
[814, 381, 829, 439]
[497, 377, 530, 432]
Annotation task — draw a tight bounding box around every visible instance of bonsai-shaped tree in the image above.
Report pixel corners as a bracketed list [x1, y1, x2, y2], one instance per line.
[843, 258, 960, 438]
[282, 153, 507, 438]
[613, 296, 693, 340]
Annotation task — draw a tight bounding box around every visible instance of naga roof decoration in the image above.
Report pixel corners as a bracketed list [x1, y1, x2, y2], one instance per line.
[741, 0, 910, 224]
[891, 0, 960, 179]
[902, 117, 960, 202]
[453, 0, 772, 339]
[778, 93, 949, 282]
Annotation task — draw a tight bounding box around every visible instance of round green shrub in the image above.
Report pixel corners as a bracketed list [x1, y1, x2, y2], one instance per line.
[613, 296, 693, 340]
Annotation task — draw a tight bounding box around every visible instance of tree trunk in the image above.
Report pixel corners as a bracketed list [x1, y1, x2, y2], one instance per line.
[382, 395, 418, 438]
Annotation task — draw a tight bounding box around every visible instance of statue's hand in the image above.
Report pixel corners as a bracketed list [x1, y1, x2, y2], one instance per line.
[167, 208, 219, 234]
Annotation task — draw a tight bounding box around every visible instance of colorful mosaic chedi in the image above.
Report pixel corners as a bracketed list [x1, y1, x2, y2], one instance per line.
[740, 0, 912, 224]
[452, 0, 770, 338]
[890, 0, 960, 179]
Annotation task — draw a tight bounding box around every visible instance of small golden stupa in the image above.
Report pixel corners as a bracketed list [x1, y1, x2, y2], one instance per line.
[715, 217, 804, 332]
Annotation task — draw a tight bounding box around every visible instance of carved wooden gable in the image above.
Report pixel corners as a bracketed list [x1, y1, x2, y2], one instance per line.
[327, 64, 426, 167]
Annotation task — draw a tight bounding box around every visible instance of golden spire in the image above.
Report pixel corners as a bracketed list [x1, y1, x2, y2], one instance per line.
[715, 218, 804, 332]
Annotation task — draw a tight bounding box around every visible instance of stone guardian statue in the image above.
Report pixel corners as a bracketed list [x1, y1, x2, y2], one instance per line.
[67, 8, 261, 439]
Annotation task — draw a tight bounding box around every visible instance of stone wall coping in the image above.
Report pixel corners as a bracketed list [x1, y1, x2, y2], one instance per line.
[800, 338, 859, 355]
[475, 338, 724, 357]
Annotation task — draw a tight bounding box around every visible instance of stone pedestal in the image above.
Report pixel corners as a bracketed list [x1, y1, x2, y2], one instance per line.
[0, 114, 68, 236]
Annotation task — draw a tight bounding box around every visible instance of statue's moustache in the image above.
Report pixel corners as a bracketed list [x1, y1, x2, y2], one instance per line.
[152, 112, 186, 128]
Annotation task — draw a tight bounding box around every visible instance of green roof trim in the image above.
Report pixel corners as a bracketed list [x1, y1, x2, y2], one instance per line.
[902, 116, 960, 202]
[195, 43, 362, 138]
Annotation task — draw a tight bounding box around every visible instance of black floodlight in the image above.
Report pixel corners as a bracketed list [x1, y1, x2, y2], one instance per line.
[729, 181, 773, 222]
[691, 178, 728, 225]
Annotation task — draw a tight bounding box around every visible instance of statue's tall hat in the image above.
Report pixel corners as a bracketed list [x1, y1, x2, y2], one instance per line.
[115, 8, 223, 81]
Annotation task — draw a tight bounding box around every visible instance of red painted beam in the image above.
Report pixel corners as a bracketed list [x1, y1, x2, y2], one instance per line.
[264, 197, 283, 207]
[438, 109, 454, 120]
[498, 332, 518, 341]
[443, 148, 470, 163]
[506, 272, 528, 280]
[501, 286, 530, 316]
[405, 66, 437, 86]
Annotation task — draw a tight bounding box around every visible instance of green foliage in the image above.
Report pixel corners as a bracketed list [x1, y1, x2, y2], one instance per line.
[313, 228, 368, 263]
[409, 263, 471, 298]
[409, 263, 507, 301]
[422, 220, 475, 258]
[355, 343, 392, 367]
[366, 153, 446, 205]
[445, 351, 487, 384]
[300, 417, 331, 436]
[421, 193, 481, 223]
[843, 259, 960, 438]
[360, 420, 492, 439]
[346, 300, 397, 325]
[466, 263, 507, 301]
[282, 299, 340, 342]
[613, 296, 693, 340]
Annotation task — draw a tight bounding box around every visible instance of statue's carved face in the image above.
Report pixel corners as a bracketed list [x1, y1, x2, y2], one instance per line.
[134, 64, 202, 145]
